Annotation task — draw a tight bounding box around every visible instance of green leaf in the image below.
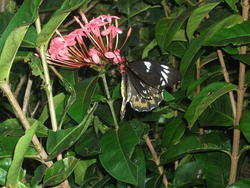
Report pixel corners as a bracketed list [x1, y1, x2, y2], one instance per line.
[46, 103, 97, 160]
[0, 118, 48, 137]
[6, 122, 38, 188]
[173, 161, 203, 187]
[43, 156, 78, 186]
[74, 159, 96, 185]
[161, 132, 231, 164]
[31, 165, 47, 186]
[186, 1, 221, 40]
[68, 76, 98, 123]
[0, 0, 42, 82]
[155, 7, 194, 51]
[205, 21, 250, 46]
[38, 93, 66, 124]
[142, 39, 157, 59]
[228, 179, 250, 188]
[0, 0, 42, 52]
[133, 147, 146, 188]
[162, 117, 186, 148]
[22, 26, 38, 48]
[195, 152, 230, 188]
[0, 13, 13, 35]
[240, 110, 250, 143]
[180, 14, 243, 76]
[74, 128, 101, 157]
[99, 123, 140, 185]
[184, 82, 237, 128]
[36, 0, 86, 46]
[232, 54, 250, 66]
[0, 137, 37, 158]
[0, 158, 11, 185]
[224, 0, 238, 12]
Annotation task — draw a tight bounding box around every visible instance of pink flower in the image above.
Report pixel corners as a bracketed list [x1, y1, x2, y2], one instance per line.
[48, 37, 70, 61]
[47, 13, 131, 68]
[88, 48, 101, 64]
[105, 49, 125, 64]
[101, 25, 123, 38]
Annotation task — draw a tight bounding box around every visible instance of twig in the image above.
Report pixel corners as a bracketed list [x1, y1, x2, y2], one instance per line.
[196, 58, 204, 135]
[100, 73, 119, 129]
[228, 0, 249, 184]
[14, 75, 27, 98]
[22, 77, 33, 116]
[144, 135, 168, 188]
[0, 82, 53, 167]
[217, 50, 236, 118]
[31, 101, 40, 118]
[35, 17, 58, 132]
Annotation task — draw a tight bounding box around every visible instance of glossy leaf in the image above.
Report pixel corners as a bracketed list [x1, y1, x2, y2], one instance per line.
[133, 147, 146, 188]
[173, 161, 203, 187]
[142, 39, 157, 59]
[0, 0, 42, 51]
[224, 0, 238, 12]
[0, 0, 42, 82]
[38, 93, 66, 124]
[0, 158, 11, 185]
[68, 76, 98, 123]
[161, 132, 231, 164]
[99, 123, 140, 185]
[232, 54, 250, 66]
[36, 0, 86, 46]
[0, 137, 37, 158]
[228, 179, 250, 188]
[46, 103, 97, 160]
[162, 117, 186, 148]
[240, 110, 250, 143]
[184, 82, 237, 128]
[74, 159, 96, 185]
[31, 165, 47, 186]
[0, 118, 48, 137]
[43, 156, 78, 186]
[74, 128, 101, 157]
[186, 0, 221, 40]
[180, 14, 242, 76]
[195, 152, 230, 188]
[6, 122, 38, 187]
[205, 21, 250, 46]
[155, 7, 194, 51]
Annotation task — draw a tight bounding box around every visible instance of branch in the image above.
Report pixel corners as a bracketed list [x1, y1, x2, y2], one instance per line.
[0, 82, 53, 167]
[228, 0, 249, 184]
[144, 135, 168, 188]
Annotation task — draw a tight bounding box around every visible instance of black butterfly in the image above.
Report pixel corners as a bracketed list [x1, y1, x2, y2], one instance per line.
[120, 60, 181, 119]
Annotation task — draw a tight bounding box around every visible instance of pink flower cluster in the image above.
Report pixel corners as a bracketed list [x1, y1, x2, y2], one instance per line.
[47, 13, 131, 68]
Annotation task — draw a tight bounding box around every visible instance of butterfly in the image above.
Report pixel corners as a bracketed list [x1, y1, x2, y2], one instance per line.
[120, 60, 181, 119]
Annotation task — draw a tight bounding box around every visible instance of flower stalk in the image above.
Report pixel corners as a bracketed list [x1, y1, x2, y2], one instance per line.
[101, 73, 119, 129]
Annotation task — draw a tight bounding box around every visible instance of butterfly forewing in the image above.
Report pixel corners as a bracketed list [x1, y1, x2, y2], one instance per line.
[126, 60, 181, 89]
[120, 60, 181, 119]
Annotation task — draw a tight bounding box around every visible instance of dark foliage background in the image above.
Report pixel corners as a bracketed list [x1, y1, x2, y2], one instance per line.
[0, 0, 250, 187]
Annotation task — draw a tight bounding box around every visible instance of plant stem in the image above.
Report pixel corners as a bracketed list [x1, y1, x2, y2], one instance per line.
[0, 82, 53, 167]
[196, 58, 204, 135]
[144, 135, 168, 188]
[217, 49, 236, 118]
[14, 75, 27, 97]
[228, 0, 249, 184]
[35, 17, 58, 132]
[100, 73, 119, 129]
[22, 77, 33, 115]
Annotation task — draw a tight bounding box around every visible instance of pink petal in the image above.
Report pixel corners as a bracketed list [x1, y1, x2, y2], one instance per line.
[105, 52, 116, 58]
